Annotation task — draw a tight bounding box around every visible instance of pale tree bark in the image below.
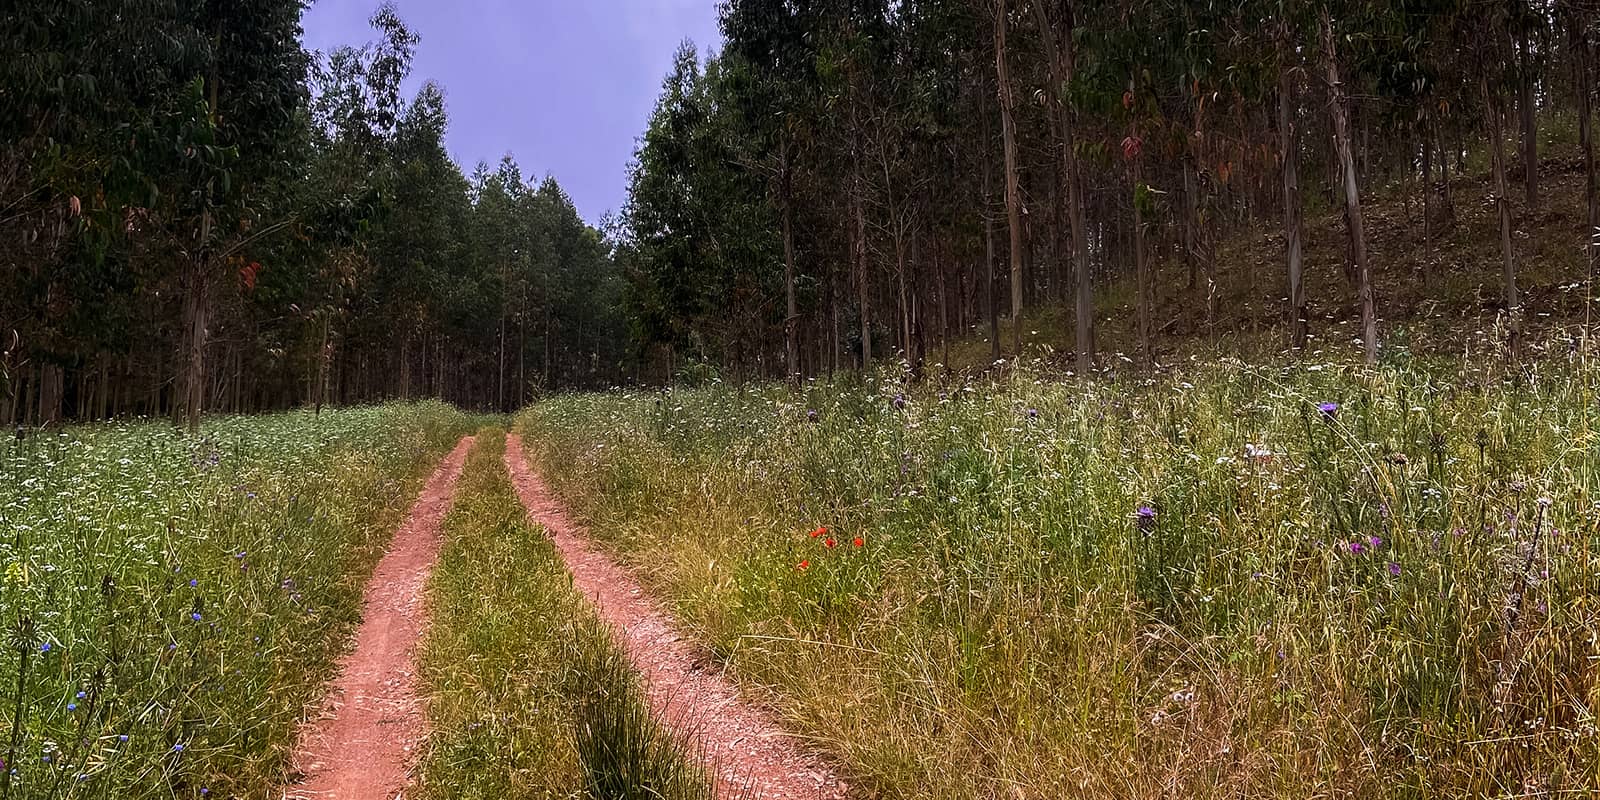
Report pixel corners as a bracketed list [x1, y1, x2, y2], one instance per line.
[1484, 75, 1522, 352]
[1033, 0, 1093, 372]
[179, 209, 212, 433]
[1321, 11, 1378, 364]
[781, 154, 799, 383]
[1574, 18, 1597, 309]
[1132, 158, 1152, 365]
[854, 171, 872, 369]
[1519, 33, 1538, 207]
[993, 0, 1024, 356]
[1421, 126, 1434, 291]
[1278, 32, 1307, 350]
[982, 92, 1001, 363]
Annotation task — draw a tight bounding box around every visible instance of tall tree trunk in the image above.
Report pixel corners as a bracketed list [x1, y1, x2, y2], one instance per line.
[1183, 157, 1199, 290]
[1279, 42, 1308, 350]
[781, 158, 799, 383]
[39, 364, 62, 426]
[993, 0, 1024, 356]
[1322, 11, 1378, 364]
[1039, 21, 1094, 363]
[497, 273, 506, 412]
[982, 106, 1001, 363]
[180, 247, 210, 433]
[1484, 75, 1522, 352]
[854, 174, 872, 369]
[1422, 126, 1434, 292]
[1575, 20, 1597, 314]
[1519, 33, 1538, 207]
[1132, 154, 1152, 365]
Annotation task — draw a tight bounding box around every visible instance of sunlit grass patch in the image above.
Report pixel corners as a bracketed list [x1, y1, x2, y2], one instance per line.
[416, 431, 715, 800]
[0, 401, 472, 798]
[516, 355, 1600, 799]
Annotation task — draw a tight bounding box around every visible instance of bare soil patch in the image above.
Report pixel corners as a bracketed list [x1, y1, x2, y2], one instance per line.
[284, 435, 475, 800]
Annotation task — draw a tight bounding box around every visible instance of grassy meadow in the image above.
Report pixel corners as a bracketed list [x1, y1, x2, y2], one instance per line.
[515, 352, 1600, 798]
[0, 403, 470, 798]
[416, 431, 714, 800]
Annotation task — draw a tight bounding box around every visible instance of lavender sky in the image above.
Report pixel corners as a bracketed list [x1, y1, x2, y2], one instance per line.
[300, 0, 723, 225]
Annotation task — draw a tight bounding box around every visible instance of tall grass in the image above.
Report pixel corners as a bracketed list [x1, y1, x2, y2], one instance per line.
[0, 402, 471, 798]
[515, 355, 1600, 798]
[416, 432, 715, 800]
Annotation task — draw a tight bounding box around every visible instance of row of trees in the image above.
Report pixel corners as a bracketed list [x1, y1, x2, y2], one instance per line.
[621, 0, 1600, 381]
[1, 2, 627, 428]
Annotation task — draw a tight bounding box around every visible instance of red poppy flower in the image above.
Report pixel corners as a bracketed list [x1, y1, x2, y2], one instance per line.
[810, 526, 827, 538]
[796, 559, 809, 571]
[852, 537, 864, 548]
[824, 538, 836, 549]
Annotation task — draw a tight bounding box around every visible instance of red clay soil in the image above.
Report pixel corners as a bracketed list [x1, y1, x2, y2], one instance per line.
[503, 434, 849, 800]
[283, 435, 474, 800]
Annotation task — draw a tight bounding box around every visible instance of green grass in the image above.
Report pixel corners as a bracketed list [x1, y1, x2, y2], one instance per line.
[416, 431, 716, 800]
[0, 401, 472, 799]
[515, 353, 1600, 799]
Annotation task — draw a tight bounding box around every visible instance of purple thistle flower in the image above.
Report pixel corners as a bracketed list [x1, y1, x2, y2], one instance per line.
[1348, 541, 1364, 554]
[1388, 561, 1402, 577]
[1317, 401, 1339, 419]
[1369, 535, 1382, 549]
[1135, 505, 1156, 532]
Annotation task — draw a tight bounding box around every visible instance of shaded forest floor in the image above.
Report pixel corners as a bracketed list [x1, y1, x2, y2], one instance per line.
[953, 131, 1598, 370]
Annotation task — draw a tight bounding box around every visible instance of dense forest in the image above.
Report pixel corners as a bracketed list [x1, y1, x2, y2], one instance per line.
[621, 0, 1600, 380]
[6, 0, 1600, 424]
[1, 1, 627, 428]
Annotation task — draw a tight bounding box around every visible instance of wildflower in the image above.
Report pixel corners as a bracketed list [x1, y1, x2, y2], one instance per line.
[1348, 541, 1364, 554]
[892, 394, 907, 410]
[39, 642, 50, 653]
[1025, 408, 1039, 420]
[75, 691, 84, 699]
[1537, 496, 1552, 509]
[171, 744, 184, 753]
[796, 560, 810, 571]
[1369, 535, 1382, 549]
[810, 526, 827, 539]
[806, 409, 818, 423]
[1136, 505, 1157, 533]
[67, 703, 77, 712]
[190, 612, 202, 622]
[1317, 401, 1339, 419]
[852, 536, 864, 547]
[1388, 562, 1402, 577]
[117, 735, 128, 743]
[189, 579, 197, 588]
[824, 538, 836, 549]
